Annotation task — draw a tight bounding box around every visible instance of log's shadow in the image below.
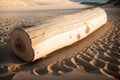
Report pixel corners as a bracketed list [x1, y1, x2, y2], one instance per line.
[0, 44, 24, 64]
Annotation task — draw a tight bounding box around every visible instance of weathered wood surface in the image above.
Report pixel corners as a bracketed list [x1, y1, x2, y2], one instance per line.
[10, 7, 107, 62]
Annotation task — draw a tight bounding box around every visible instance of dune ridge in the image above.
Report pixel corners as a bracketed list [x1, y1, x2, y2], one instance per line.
[0, 0, 39, 8]
[0, 0, 120, 80]
[0, 0, 73, 9]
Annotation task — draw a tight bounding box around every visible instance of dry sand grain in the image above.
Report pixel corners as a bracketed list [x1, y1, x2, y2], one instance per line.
[0, 0, 40, 8]
[0, 1, 120, 80]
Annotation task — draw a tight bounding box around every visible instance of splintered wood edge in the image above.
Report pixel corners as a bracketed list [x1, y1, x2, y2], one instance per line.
[10, 29, 34, 62]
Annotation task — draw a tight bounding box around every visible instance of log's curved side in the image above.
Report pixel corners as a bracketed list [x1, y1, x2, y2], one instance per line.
[10, 7, 107, 62]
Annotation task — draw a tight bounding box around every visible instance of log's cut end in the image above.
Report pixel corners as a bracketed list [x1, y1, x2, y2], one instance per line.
[10, 29, 34, 62]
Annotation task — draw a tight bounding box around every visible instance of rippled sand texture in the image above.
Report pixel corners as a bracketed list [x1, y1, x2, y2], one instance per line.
[30, 9, 120, 79]
[0, 8, 120, 80]
[0, 13, 59, 46]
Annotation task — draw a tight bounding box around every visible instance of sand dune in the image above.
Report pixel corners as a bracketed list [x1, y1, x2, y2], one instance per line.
[0, 0, 39, 8]
[0, 1, 120, 80]
[0, 0, 73, 9]
[28, 0, 71, 3]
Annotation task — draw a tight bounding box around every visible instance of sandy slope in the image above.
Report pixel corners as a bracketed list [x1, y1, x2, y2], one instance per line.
[0, 0, 89, 11]
[0, 1, 120, 80]
[28, 0, 72, 3]
[0, 0, 73, 9]
[0, 0, 40, 8]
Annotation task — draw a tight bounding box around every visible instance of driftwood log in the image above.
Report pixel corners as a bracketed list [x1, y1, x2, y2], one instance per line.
[10, 8, 107, 62]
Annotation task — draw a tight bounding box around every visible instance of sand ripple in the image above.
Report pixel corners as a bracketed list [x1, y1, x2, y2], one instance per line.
[0, 7, 120, 80]
[32, 10, 120, 79]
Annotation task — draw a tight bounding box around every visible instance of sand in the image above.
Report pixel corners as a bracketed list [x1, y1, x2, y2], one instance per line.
[0, 0, 120, 80]
[0, 0, 72, 9]
[0, 0, 40, 8]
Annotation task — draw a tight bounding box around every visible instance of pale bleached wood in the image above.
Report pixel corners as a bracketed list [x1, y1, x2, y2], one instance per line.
[25, 8, 105, 39]
[10, 7, 107, 62]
